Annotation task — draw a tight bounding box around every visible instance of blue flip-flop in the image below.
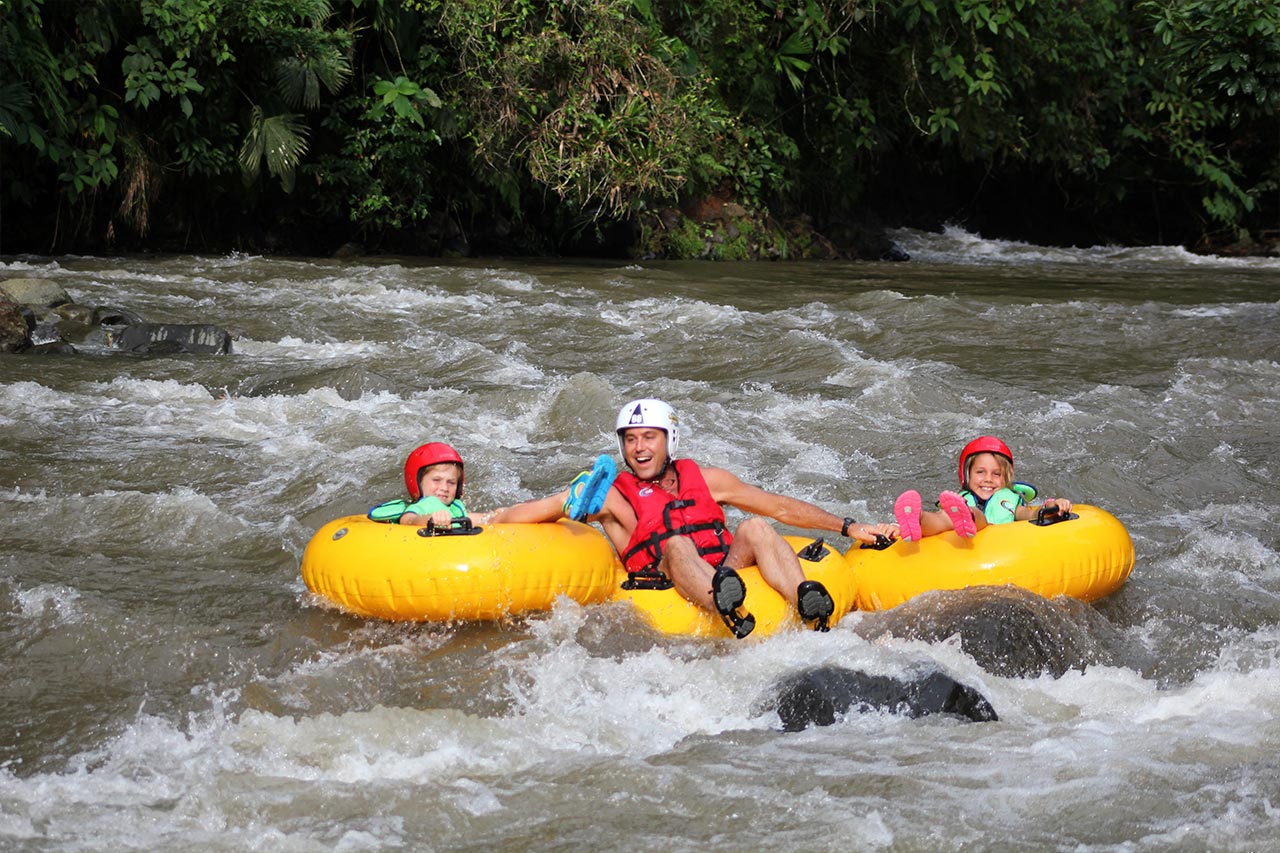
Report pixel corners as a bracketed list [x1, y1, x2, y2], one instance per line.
[564, 454, 617, 521]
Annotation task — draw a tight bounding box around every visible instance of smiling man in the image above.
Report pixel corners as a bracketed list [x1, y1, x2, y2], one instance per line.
[488, 398, 897, 638]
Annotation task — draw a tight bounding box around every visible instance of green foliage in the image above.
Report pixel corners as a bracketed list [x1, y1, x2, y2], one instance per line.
[1138, 0, 1280, 232]
[0, 0, 1275, 252]
[306, 7, 457, 243]
[123, 38, 207, 117]
[310, 84, 445, 235]
[140, 0, 233, 62]
[238, 106, 310, 192]
[370, 75, 442, 128]
[0, 83, 34, 140]
[278, 51, 353, 111]
[0, 0, 363, 244]
[438, 0, 726, 218]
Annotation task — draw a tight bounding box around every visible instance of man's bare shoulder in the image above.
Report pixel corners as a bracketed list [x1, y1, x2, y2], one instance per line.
[699, 464, 749, 500]
[600, 487, 636, 519]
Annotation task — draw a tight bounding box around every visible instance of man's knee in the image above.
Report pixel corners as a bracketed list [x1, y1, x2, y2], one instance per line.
[735, 516, 779, 542]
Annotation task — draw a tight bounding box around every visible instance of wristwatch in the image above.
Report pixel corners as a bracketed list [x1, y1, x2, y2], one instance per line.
[841, 517, 856, 538]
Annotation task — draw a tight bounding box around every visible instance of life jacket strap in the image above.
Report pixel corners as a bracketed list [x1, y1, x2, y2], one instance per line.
[620, 498, 731, 573]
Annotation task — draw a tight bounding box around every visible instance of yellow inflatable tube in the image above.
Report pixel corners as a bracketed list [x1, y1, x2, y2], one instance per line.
[846, 504, 1134, 611]
[610, 536, 855, 639]
[301, 516, 622, 621]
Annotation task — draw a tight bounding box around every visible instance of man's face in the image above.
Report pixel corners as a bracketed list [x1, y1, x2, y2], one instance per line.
[621, 427, 668, 478]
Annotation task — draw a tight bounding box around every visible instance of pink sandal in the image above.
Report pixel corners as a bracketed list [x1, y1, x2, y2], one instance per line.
[894, 490, 923, 542]
[939, 491, 977, 538]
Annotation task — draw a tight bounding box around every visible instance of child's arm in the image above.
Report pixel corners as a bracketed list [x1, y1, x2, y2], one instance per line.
[1013, 497, 1072, 520]
[401, 510, 453, 526]
[401, 496, 454, 527]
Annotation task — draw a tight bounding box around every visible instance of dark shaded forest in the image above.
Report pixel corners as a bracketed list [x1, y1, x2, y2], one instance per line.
[2, 0, 1277, 259]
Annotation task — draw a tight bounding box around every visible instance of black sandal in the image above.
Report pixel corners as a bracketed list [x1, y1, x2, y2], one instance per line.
[796, 580, 835, 632]
[711, 568, 756, 639]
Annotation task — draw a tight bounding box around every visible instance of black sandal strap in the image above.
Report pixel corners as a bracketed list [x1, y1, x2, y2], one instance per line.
[711, 569, 756, 639]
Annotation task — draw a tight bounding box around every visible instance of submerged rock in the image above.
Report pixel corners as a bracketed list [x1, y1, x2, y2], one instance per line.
[761, 665, 997, 731]
[231, 364, 396, 399]
[854, 585, 1121, 678]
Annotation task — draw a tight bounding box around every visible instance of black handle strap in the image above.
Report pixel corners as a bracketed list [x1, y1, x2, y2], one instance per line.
[417, 516, 484, 537]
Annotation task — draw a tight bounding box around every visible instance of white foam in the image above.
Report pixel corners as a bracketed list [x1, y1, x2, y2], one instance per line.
[890, 224, 1280, 270]
[13, 584, 84, 622]
[231, 336, 388, 359]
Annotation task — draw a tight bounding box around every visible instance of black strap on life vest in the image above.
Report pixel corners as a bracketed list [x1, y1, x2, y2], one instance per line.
[620, 498, 732, 577]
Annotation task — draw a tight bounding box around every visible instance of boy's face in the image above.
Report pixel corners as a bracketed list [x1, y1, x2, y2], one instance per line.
[965, 453, 1009, 501]
[418, 463, 460, 503]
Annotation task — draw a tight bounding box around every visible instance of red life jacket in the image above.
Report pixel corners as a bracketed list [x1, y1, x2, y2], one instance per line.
[613, 459, 733, 578]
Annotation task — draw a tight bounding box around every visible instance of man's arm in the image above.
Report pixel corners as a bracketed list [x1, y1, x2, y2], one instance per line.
[703, 466, 844, 530]
[485, 491, 569, 524]
[483, 486, 635, 557]
[703, 466, 894, 542]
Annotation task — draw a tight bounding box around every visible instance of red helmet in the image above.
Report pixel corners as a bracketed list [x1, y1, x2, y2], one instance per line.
[958, 436, 1013, 487]
[403, 442, 464, 500]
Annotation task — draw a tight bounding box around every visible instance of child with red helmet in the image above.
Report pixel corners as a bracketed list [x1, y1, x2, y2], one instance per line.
[893, 436, 1073, 541]
[368, 442, 468, 527]
[368, 442, 612, 528]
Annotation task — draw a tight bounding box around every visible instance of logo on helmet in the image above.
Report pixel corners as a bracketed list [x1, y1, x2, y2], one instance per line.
[616, 398, 680, 460]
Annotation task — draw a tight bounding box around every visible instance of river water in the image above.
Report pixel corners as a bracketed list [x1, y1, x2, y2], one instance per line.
[2, 227, 1278, 851]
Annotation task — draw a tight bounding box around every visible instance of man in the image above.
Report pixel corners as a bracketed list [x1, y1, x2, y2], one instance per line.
[487, 398, 897, 638]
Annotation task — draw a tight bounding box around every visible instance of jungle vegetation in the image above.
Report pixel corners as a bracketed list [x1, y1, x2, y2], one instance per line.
[1, 0, 1277, 257]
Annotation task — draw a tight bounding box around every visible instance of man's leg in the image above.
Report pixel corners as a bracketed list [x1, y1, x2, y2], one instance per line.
[664, 536, 717, 608]
[665, 535, 755, 638]
[729, 517, 834, 631]
[726, 517, 805, 604]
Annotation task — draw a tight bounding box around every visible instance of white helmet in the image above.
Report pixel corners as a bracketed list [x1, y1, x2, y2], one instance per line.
[616, 398, 680, 458]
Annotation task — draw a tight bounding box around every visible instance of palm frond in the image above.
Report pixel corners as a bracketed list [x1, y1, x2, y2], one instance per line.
[0, 81, 33, 138]
[276, 48, 352, 110]
[238, 105, 310, 191]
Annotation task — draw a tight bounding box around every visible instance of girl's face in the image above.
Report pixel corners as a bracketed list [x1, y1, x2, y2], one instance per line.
[419, 463, 460, 503]
[966, 453, 1011, 500]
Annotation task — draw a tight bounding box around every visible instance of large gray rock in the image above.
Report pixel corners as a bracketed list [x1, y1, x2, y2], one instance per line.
[0, 277, 70, 309]
[92, 305, 144, 326]
[760, 665, 997, 731]
[853, 585, 1128, 678]
[107, 323, 232, 355]
[0, 290, 234, 357]
[0, 295, 29, 352]
[50, 303, 97, 341]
